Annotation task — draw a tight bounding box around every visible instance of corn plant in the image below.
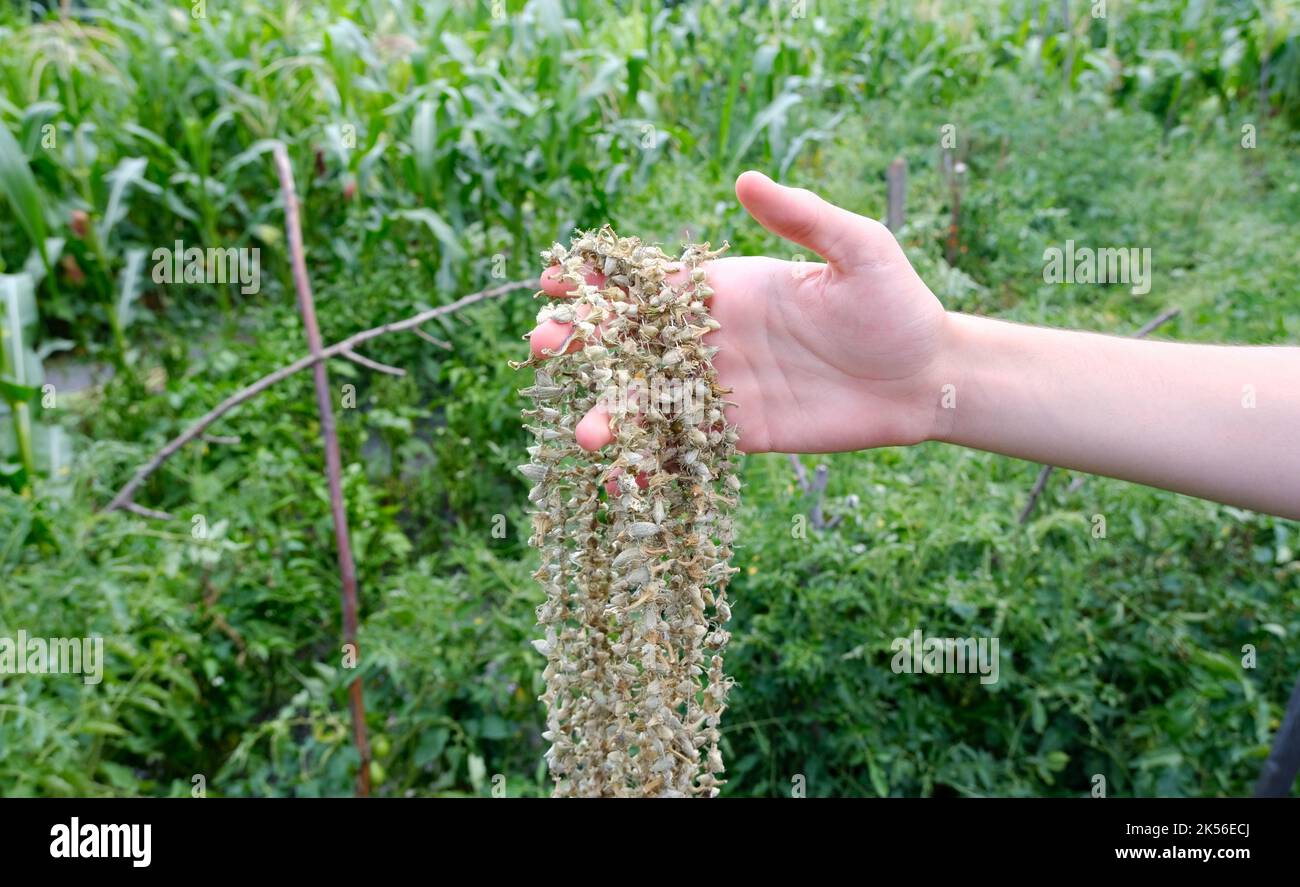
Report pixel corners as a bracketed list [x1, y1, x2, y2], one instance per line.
[0, 273, 37, 488]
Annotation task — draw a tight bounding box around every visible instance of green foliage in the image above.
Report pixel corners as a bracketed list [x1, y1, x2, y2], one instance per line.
[0, 0, 1297, 797]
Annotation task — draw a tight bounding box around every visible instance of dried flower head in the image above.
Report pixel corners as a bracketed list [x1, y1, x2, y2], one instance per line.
[512, 226, 740, 798]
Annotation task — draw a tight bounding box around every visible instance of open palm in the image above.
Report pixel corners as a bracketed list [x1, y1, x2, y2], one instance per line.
[527, 171, 949, 454]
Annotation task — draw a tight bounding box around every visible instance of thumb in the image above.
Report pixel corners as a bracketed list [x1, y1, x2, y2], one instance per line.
[735, 170, 887, 270]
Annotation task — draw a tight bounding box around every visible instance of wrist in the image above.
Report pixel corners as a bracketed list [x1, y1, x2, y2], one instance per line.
[919, 311, 974, 444]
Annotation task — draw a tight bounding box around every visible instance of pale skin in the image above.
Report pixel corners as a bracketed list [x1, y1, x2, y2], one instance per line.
[527, 170, 1300, 521]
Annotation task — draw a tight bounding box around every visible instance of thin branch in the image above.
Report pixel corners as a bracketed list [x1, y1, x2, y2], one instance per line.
[1018, 307, 1181, 524]
[121, 501, 174, 521]
[1018, 464, 1056, 525]
[412, 326, 452, 350]
[1132, 307, 1182, 338]
[103, 276, 535, 513]
[201, 434, 241, 445]
[342, 348, 406, 376]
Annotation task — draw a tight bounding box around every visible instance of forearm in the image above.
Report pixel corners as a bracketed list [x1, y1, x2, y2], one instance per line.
[929, 313, 1300, 520]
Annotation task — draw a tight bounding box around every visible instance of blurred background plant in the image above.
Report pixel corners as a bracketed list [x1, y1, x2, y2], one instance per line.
[0, 0, 1297, 796]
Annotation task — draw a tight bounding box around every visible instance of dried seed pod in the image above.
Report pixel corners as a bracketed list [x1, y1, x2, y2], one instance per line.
[517, 463, 549, 483]
[515, 226, 739, 798]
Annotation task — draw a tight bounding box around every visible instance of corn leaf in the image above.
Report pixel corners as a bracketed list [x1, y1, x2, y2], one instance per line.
[114, 248, 147, 330]
[411, 99, 438, 199]
[0, 122, 49, 268]
[101, 156, 149, 243]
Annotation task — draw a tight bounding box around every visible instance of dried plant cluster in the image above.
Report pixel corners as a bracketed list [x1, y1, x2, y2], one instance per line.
[513, 227, 740, 797]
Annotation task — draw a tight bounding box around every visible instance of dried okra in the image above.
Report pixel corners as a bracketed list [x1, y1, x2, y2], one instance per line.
[512, 226, 740, 797]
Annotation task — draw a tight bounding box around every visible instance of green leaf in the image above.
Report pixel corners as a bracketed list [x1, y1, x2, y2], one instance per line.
[19, 101, 62, 155]
[391, 208, 465, 260]
[23, 237, 64, 287]
[1136, 750, 1184, 770]
[98, 761, 138, 790]
[114, 248, 147, 330]
[467, 753, 487, 790]
[35, 338, 73, 361]
[224, 138, 281, 178]
[780, 109, 847, 179]
[101, 156, 149, 243]
[0, 122, 49, 268]
[411, 100, 437, 198]
[37, 424, 72, 490]
[731, 91, 803, 166]
[865, 748, 889, 797]
[357, 133, 389, 188]
[753, 43, 780, 78]
[0, 272, 37, 336]
[0, 378, 38, 403]
[441, 33, 475, 68]
[478, 715, 511, 740]
[626, 51, 646, 103]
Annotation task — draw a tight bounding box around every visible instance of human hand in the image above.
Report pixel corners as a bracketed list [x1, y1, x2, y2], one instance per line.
[526, 170, 950, 453]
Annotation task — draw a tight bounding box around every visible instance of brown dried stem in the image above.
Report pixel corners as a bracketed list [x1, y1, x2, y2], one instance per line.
[103, 276, 534, 514]
[272, 142, 372, 797]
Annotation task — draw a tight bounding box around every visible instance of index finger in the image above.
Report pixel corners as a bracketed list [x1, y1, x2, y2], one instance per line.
[540, 260, 702, 299]
[540, 263, 605, 298]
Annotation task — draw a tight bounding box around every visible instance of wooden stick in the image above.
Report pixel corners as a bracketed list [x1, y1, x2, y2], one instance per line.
[943, 149, 964, 266]
[1017, 307, 1182, 524]
[788, 453, 810, 493]
[273, 141, 372, 797]
[103, 276, 535, 513]
[788, 455, 841, 530]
